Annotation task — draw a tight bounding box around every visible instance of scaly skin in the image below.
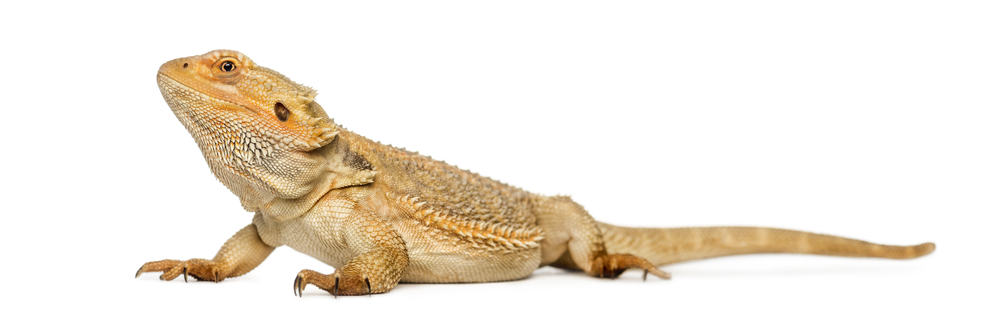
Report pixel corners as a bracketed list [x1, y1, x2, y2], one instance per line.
[137, 50, 935, 297]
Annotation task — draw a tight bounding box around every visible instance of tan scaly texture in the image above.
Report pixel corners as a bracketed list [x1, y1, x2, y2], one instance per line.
[137, 50, 935, 296]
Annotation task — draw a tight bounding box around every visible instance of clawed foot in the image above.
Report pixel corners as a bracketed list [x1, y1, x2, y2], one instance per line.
[293, 269, 373, 297]
[135, 259, 224, 282]
[591, 253, 671, 280]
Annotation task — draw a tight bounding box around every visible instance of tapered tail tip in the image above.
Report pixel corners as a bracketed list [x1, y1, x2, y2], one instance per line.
[911, 242, 936, 258]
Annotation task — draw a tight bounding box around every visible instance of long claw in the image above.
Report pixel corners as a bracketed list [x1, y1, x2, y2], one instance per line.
[299, 275, 305, 297]
[183, 266, 189, 283]
[214, 270, 220, 282]
[135, 266, 143, 278]
[642, 270, 649, 281]
[295, 275, 304, 297]
[648, 268, 671, 280]
[333, 277, 339, 298]
[365, 278, 372, 297]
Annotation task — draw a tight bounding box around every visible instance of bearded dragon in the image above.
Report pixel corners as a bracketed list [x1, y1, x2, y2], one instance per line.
[137, 50, 935, 297]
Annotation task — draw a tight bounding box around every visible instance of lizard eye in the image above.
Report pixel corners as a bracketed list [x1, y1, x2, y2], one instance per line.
[219, 61, 237, 72]
[274, 102, 290, 122]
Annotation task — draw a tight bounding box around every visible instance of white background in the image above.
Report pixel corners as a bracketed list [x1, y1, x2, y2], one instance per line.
[1, 0, 996, 314]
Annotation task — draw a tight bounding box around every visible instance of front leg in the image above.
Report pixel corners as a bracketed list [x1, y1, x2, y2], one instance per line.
[136, 224, 275, 282]
[294, 205, 408, 296]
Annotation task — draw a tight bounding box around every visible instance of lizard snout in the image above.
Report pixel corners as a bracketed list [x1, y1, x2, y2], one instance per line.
[158, 57, 195, 79]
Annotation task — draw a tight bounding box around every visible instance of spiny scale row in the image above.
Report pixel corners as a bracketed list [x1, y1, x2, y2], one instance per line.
[392, 194, 543, 250]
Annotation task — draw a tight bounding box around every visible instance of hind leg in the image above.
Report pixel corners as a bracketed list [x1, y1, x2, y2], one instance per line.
[534, 196, 670, 279]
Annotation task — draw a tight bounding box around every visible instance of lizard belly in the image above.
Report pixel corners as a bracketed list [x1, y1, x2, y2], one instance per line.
[393, 219, 542, 283]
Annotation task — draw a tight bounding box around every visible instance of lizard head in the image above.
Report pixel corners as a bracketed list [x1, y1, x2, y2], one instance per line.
[157, 50, 337, 199]
[157, 50, 337, 150]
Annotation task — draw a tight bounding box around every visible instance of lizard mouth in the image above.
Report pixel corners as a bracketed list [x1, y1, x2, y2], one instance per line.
[156, 73, 193, 110]
[156, 72, 184, 92]
[156, 73, 256, 113]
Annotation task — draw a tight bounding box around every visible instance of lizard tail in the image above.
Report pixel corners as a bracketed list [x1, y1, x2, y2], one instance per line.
[598, 222, 935, 265]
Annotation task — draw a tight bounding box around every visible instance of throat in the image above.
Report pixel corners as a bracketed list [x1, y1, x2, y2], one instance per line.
[240, 134, 378, 221]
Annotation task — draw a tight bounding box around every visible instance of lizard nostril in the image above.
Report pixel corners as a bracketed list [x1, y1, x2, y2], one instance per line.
[182, 63, 188, 68]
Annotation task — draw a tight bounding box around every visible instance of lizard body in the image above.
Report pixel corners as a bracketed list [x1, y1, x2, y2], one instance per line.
[138, 50, 935, 296]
